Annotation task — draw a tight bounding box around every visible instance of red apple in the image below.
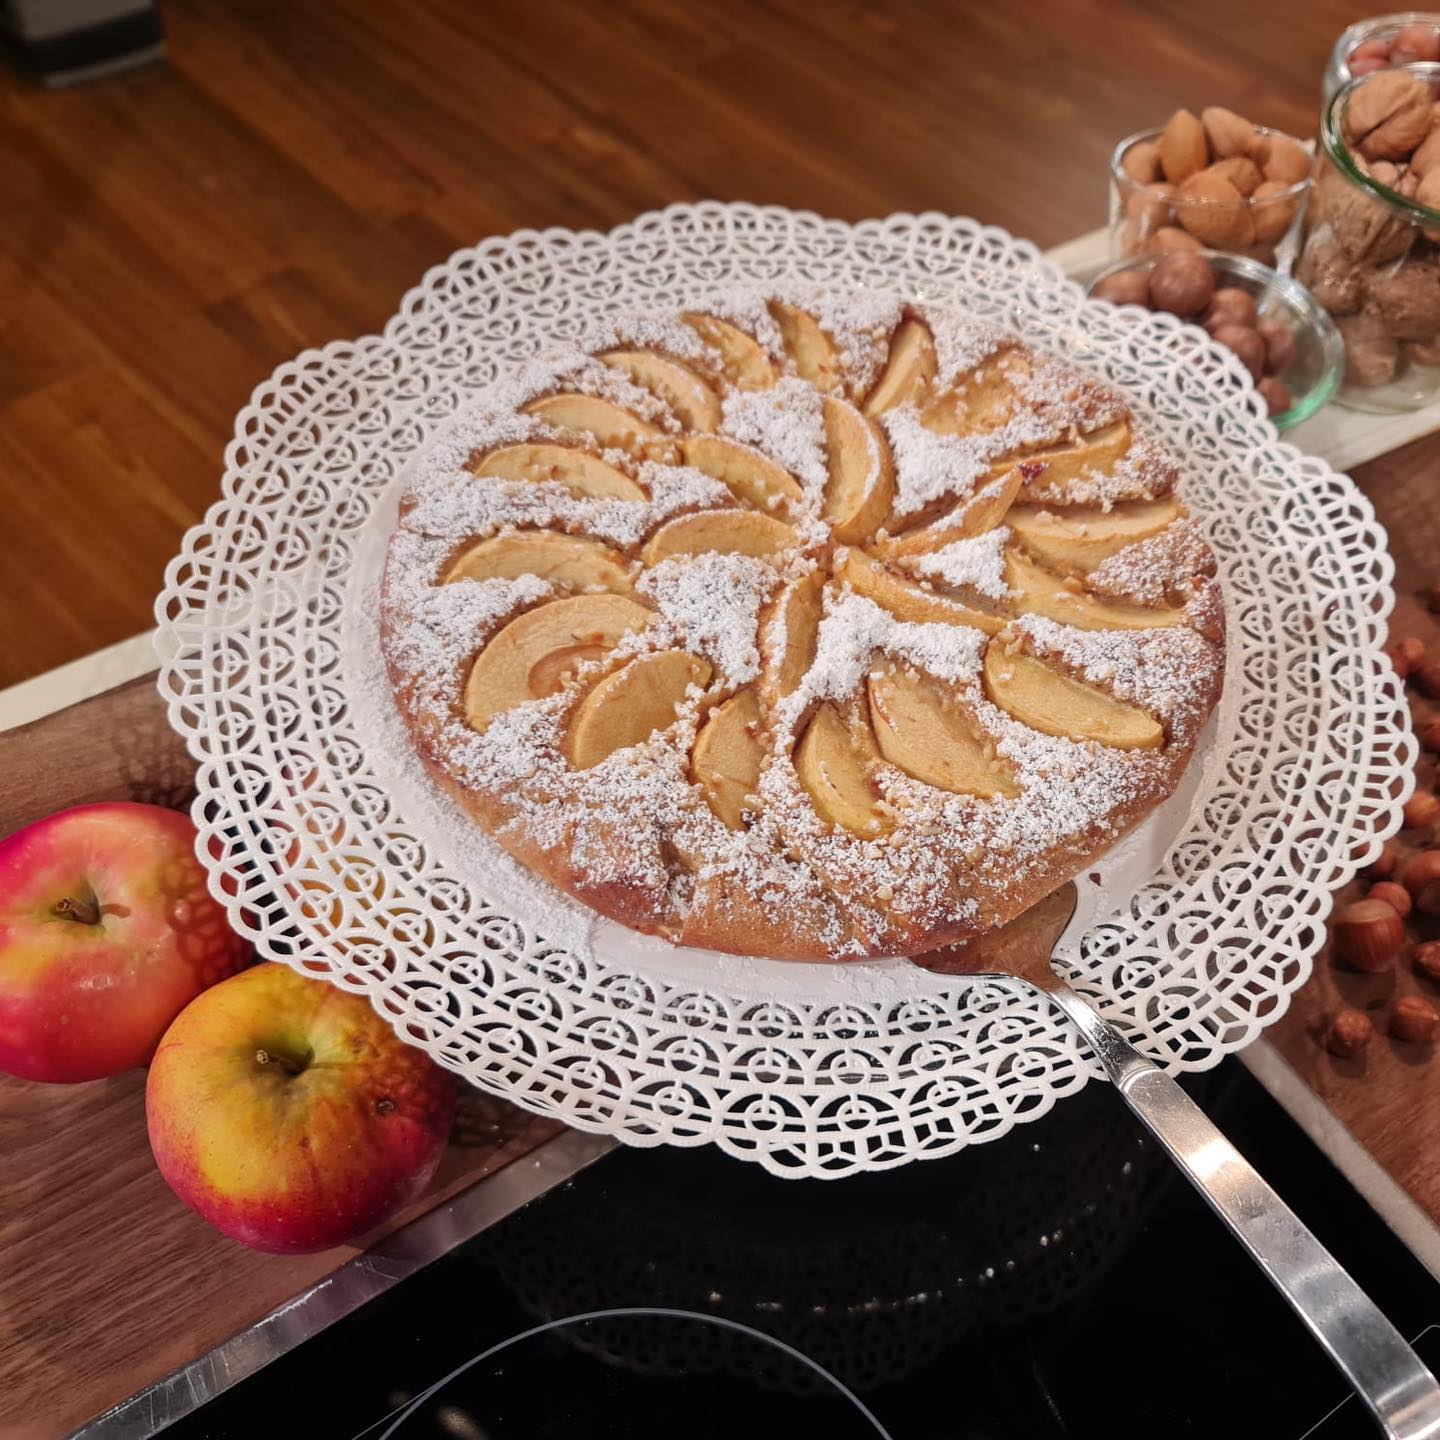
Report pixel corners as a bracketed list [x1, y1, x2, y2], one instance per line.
[146, 963, 457, 1252]
[0, 802, 249, 1082]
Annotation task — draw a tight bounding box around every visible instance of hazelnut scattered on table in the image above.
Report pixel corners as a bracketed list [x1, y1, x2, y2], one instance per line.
[1402, 790, 1440, 831]
[1403, 849, 1440, 913]
[1333, 897, 1406, 971]
[1414, 940, 1440, 981]
[1391, 994, 1440, 1043]
[1419, 717, 1440, 752]
[1324, 1007, 1374, 1057]
[1369, 879, 1414, 917]
[1363, 843, 1400, 880]
[1092, 254, 1300, 417]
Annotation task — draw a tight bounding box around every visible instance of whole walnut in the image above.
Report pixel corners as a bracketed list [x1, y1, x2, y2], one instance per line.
[1364, 261, 1440, 340]
[1344, 70, 1434, 161]
[1338, 311, 1400, 387]
[1328, 184, 1417, 266]
[1297, 239, 1363, 316]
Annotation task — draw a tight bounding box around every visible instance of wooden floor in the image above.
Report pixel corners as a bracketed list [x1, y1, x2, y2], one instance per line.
[0, 0, 1386, 686]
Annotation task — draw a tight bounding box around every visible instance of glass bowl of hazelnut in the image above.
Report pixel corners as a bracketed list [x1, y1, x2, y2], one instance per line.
[1303, 61, 1440, 411]
[1086, 249, 1344, 430]
[1326, 13, 1440, 97]
[1110, 109, 1314, 273]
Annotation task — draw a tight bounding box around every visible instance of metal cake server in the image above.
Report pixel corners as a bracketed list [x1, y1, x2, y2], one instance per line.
[914, 864, 1440, 1439]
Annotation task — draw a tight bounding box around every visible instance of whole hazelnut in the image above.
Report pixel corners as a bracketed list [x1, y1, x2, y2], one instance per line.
[1333, 897, 1406, 971]
[1420, 717, 1440, 752]
[1414, 939, 1440, 981]
[1363, 844, 1400, 880]
[1257, 376, 1292, 417]
[1416, 660, 1440, 697]
[1391, 994, 1440, 1043]
[1403, 790, 1440, 831]
[1351, 53, 1392, 78]
[1370, 879, 1414, 917]
[1404, 849, 1440, 913]
[1324, 1007, 1374, 1057]
[1148, 252, 1216, 318]
[1257, 316, 1297, 375]
[1212, 323, 1267, 380]
[1147, 226, 1203, 256]
[1349, 37, 1392, 73]
[1391, 23, 1440, 65]
[1092, 269, 1151, 307]
[1203, 287, 1261, 332]
[1389, 641, 1420, 678]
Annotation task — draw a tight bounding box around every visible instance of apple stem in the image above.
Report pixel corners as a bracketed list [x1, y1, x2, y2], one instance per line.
[53, 895, 101, 926]
[254, 1048, 303, 1076]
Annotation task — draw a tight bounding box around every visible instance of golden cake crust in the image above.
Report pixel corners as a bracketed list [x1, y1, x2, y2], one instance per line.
[380, 287, 1225, 962]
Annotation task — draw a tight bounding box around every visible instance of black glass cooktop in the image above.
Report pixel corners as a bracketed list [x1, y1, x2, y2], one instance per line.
[162, 1060, 1440, 1439]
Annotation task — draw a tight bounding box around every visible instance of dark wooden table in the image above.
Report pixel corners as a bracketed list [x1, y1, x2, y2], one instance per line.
[0, 0, 1406, 686]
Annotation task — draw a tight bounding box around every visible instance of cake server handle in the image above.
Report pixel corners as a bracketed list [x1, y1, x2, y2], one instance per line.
[1047, 979, 1440, 1440]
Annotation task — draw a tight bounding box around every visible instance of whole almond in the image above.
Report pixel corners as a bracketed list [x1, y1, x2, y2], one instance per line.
[1251, 180, 1298, 242]
[1175, 170, 1255, 248]
[1122, 139, 1162, 184]
[1160, 109, 1208, 183]
[1207, 155, 1263, 196]
[1345, 70, 1433, 161]
[1261, 135, 1313, 186]
[1202, 106, 1257, 159]
[1147, 226, 1202, 255]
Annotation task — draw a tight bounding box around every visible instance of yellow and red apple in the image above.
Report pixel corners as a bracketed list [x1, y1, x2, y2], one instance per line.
[0, 802, 250, 1083]
[146, 963, 457, 1252]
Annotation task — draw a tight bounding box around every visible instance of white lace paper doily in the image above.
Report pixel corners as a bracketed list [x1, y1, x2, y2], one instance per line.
[155, 204, 1412, 1178]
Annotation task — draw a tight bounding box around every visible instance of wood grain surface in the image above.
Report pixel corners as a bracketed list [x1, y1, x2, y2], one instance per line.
[0, 680, 561, 1440]
[0, 0, 1402, 687]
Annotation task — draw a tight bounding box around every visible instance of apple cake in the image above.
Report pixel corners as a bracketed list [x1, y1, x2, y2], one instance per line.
[381, 287, 1224, 961]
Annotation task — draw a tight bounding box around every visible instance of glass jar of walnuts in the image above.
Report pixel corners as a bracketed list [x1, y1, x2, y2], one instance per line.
[1301, 63, 1440, 410]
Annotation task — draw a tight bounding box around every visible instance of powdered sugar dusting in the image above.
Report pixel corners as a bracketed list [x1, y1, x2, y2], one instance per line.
[721, 378, 827, 492]
[906, 528, 1012, 601]
[1090, 519, 1213, 604]
[639, 553, 776, 685]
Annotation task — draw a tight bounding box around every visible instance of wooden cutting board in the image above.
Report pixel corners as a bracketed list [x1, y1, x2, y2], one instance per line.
[0, 677, 563, 1440]
[1264, 431, 1440, 1226]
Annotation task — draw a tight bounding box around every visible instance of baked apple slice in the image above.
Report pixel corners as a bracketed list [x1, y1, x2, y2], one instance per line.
[863, 318, 936, 416]
[1005, 547, 1184, 631]
[521, 394, 665, 451]
[682, 434, 804, 514]
[691, 687, 764, 828]
[982, 644, 1163, 751]
[870, 470, 1023, 560]
[759, 570, 824, 706]
[995, 421, 1133, 499]
[867, 666, 1018, 797]
[794, 702, 894, 837]
[681, 313, 776, 389]
[463, 594, 654, 731]
[641, 508, 795, 566]
[473, 443, 645, 501]
[443, 531, 633, 593]
[822, 396, 894, 544]
[922, 347, 1030, 436]
[601, 350, 721, 432]
[1007, 496, 1182, 572]
[768, 300, 842, 391]
[566, 649, 712, 769]
[836, 548, 1004, 634]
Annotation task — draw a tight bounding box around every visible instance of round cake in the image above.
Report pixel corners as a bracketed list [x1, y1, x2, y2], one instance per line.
[380, 287, 1224, 962]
